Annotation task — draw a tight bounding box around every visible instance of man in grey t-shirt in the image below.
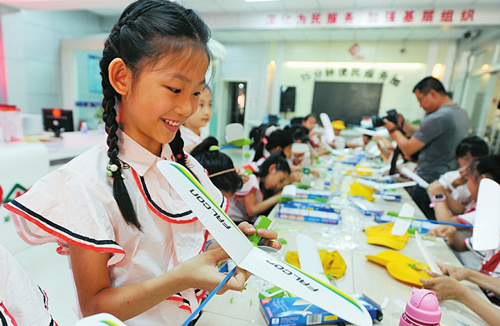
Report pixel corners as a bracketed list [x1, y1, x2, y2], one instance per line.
[384, 77, 470, 219]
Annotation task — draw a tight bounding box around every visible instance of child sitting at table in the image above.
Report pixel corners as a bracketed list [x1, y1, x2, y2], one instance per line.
[244, 125, 293, 173]
[228, 151, 291, 224]
[191, 136, 243, 200]
[427, 155, 500, 287]
[428, 136, 489, 217]
[428, 152, 494, 226]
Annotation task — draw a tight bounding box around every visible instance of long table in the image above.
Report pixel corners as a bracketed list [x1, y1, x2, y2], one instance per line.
[197, 185, 489, 326]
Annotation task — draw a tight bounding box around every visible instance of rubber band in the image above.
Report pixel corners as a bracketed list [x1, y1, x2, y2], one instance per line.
[181, 267, 237, 326]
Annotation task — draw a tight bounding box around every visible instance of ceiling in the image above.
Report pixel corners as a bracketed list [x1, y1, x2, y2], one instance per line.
[0, 0, 498, 42]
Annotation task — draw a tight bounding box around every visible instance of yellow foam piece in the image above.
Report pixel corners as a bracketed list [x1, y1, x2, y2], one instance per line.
[365, 250, 434, 286]
[349, 181, 375, 202]
[364, 223, 409, 250]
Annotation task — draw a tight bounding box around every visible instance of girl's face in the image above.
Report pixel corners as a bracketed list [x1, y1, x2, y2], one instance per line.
[456, 153, 474, 168]
[184, 87, 213, 133]
[263, 164, 289, 192]
[116, 49, 209, 155]
[282, 144, 292, 159]
[467, 171, 483, 201]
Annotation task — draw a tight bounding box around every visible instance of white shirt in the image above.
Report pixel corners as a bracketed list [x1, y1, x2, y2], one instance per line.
[227, 174, 262, 224]
[180, 125, 203, 148]
[5, 130, 227, 326]
[0, 244, 55, 326]
[439, 170, 471, 205]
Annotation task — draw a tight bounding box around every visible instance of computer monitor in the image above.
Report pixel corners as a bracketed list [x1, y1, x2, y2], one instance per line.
[42, 108, 74, 137]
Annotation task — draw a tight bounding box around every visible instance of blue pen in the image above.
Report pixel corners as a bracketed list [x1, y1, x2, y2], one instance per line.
[219, 144, 236, 150]
[181, 267, 237, 326]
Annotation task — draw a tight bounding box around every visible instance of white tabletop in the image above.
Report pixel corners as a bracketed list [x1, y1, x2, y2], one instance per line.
[197, 185, 489, 326]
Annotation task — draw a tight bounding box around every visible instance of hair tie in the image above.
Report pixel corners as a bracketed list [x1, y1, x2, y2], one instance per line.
[209, 145, 220, 151]
[262, 138, 268, 145]
[176, 154, 183, 160]
[265, 125, 278, 137]
[106, 163, 125, 179]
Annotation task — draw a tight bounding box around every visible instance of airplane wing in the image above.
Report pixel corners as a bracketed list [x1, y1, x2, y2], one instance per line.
[157, 161, 373, 326]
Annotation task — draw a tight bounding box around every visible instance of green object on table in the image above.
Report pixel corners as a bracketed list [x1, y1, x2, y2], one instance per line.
[228, 138, 252, 147]
[408, 227, 417, 234]
[387, 211, 399, 217]
[297, 184, 311, 190]
[275, 238, 287, 244]
[244, 153, 250, 158]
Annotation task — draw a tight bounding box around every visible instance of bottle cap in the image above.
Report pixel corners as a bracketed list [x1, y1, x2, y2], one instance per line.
[404, 289, 441, 324]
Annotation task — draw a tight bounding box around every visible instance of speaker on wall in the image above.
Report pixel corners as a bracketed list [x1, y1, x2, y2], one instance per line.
[280, 86, 296, 113]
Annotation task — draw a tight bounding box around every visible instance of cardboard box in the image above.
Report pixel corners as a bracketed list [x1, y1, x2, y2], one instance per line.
[259, 295, 382, 325]
[278, 202, 341, 225]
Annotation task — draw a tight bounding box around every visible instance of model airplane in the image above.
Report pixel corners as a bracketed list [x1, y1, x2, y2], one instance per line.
[219, 123, 251, 150]
[356, 177, 416, 191]
[157, 161, 373, 326]
[472, 178, 500, 251]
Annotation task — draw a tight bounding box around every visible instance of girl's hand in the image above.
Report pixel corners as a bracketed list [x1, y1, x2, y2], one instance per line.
[428, 181, 446, 196]
[437, 262, 469, 281]
[426, 225, 457, 238]
[238, 222, 282, 251]
[420, 275, 465, 301]
[179, 248, 251, 294]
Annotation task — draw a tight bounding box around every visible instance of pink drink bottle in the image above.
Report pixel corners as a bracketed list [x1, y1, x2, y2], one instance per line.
[400, 289, 442, 326]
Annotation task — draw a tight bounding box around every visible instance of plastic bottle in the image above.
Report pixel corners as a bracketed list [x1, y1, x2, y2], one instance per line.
[300, 167, 312, 188]
[399, 289, 441, 326]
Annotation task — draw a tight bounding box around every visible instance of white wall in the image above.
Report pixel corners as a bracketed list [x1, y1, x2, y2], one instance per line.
[220, 42, 270, 130]
[0, 6, 104, 115]
[218, 40, 453, 126]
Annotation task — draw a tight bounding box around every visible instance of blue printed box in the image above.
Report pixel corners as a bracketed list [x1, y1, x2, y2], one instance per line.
[260, 295, 382, 325]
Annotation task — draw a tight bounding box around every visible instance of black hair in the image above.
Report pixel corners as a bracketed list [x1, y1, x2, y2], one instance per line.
[455, 136, 489, 158]
[100, 0, 211, 230]
[255, 151, 291, 179]
[253, 129, 293, 162]
[290, 117, 304, 125]
[191, 137, 243, 195]
[468, 155, 500, 184]
[286, 124, 311, 144]
[303, 114, 317, 122]
[413, 77, 447, 95]
[248, 123, 278, 150]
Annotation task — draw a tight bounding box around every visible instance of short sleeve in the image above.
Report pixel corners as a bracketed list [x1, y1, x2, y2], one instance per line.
[413, 114, 452, 144]
[5, 166, 125, 266]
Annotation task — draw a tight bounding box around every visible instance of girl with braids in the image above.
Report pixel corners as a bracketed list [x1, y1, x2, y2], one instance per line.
[191, 136, 243, 199]
[5, 1, 280, 325]
[181, 85, 213, 153]
[228, 151, 291, 225]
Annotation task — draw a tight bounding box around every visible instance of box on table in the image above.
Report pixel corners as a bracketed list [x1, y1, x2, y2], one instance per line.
[295, 188, 332, 200]
[350, 196, 384, 217]
[278, 202, 341, 225]
[259, 294, 382, 325]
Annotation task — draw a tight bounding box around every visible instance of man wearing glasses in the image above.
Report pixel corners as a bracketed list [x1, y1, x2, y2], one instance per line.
[384, 77, 470, 220]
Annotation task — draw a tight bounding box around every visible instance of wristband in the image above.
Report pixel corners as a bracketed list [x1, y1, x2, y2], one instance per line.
[429, 193, 446, 208]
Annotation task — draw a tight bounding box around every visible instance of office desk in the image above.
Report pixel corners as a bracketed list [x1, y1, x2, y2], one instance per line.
[197, 188, 489, 326]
